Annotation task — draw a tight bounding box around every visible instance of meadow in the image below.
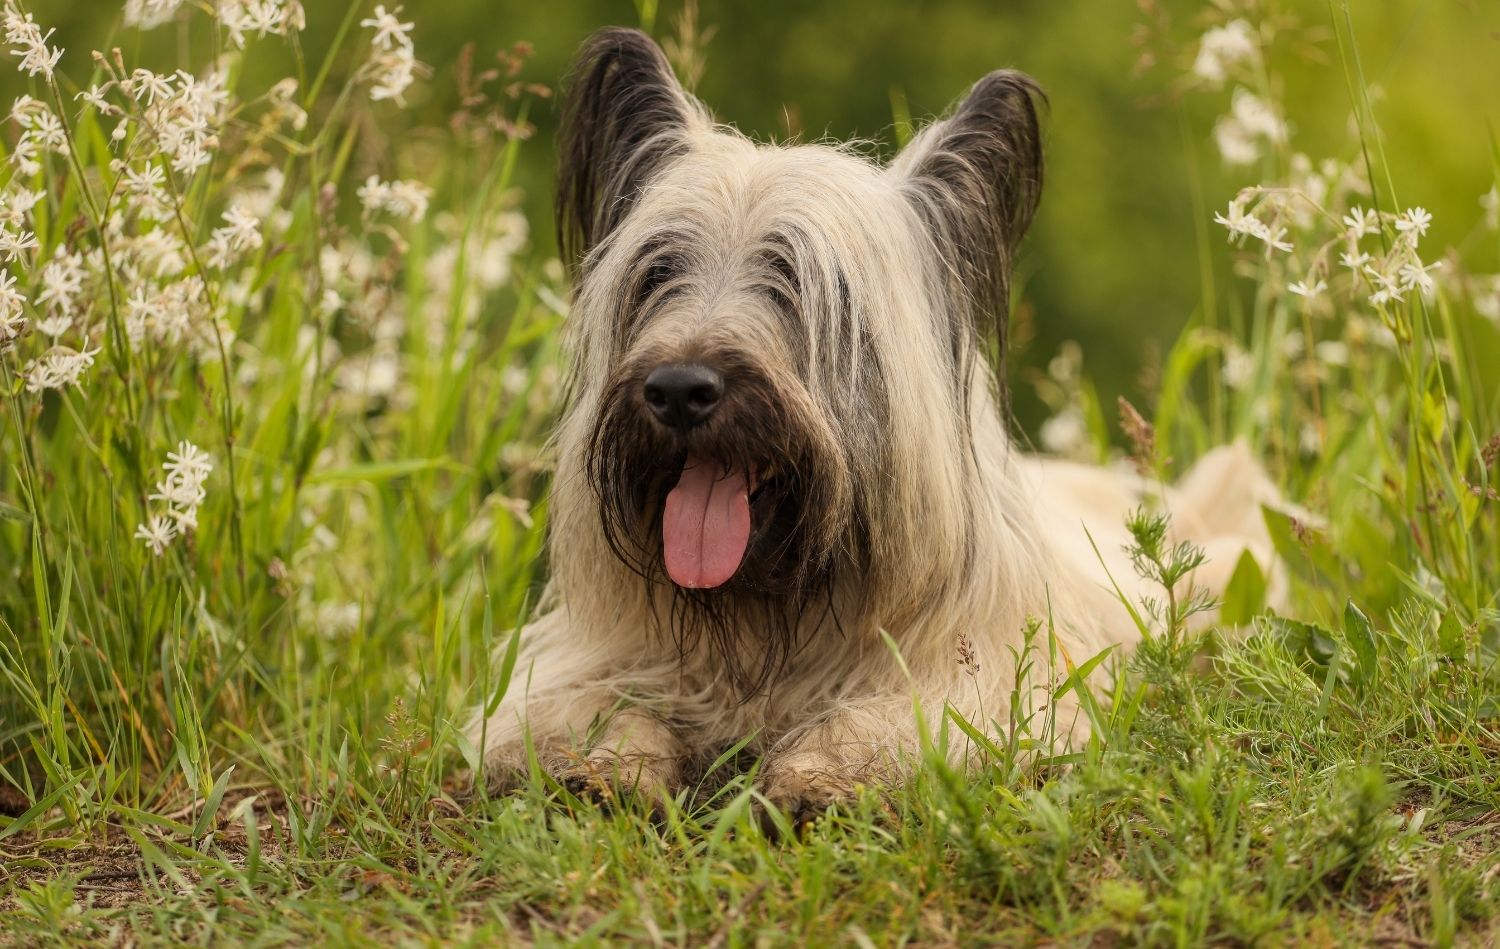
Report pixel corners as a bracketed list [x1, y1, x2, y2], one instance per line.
[0, 0, 1497, 944]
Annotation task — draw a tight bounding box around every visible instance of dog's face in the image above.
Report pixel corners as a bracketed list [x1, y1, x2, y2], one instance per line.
[555, 28, 1042, 683]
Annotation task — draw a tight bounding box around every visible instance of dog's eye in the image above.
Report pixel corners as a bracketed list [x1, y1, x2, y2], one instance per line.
[762, 251, 801, 313]
[635, 254, 682, 306]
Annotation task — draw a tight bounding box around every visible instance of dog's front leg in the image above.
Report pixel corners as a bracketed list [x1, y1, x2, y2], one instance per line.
[760, 698, 921, 822]
[557, 705, 684, 808]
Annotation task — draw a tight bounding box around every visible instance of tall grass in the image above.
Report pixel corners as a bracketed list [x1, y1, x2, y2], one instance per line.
[0, 0, 557, 826]
[0, 0, 1496, 944]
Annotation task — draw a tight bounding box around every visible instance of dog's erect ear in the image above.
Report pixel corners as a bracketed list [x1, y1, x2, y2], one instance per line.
[556, 27, 701, 275]
[893, 70, 1045, 363]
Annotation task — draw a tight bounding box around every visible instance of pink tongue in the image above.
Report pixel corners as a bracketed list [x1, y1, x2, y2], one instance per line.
[662, 456, 752, 589]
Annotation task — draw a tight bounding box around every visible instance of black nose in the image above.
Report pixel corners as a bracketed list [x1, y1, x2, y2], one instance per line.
[643, 364, 724, 431]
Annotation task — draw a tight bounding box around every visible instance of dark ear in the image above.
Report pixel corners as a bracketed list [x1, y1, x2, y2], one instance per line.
[556, 27, 701, 276]
[893, 70, 1045, 368]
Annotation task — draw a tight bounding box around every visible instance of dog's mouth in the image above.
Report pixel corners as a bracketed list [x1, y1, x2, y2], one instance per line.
[661, 454, 762, 589]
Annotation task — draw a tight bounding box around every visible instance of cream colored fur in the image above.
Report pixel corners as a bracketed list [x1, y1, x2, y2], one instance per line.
[464, 37, 1285, 813]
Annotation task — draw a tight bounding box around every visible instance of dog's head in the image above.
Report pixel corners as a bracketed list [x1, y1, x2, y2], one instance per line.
[554, 28, 1043, 685]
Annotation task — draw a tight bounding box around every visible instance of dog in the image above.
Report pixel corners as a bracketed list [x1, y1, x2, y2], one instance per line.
[464, 27, 1282, 817]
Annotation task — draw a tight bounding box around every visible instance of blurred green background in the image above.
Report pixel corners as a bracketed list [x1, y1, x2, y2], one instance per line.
[38, 0, 1500, 431]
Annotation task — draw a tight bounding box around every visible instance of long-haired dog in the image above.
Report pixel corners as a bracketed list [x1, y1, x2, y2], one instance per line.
[466, 28, 1281, 816]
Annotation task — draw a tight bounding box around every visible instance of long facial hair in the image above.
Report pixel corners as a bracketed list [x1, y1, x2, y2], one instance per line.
[550, 27, 1045, 696]
[583, 345, 861, 696]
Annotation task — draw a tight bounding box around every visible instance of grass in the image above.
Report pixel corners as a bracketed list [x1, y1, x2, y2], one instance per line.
[1, 1, 1498, 945]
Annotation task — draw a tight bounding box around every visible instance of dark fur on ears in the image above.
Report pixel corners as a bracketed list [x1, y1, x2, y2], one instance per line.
[556, 28, 699, 276]
[896, 71, 1045, 404]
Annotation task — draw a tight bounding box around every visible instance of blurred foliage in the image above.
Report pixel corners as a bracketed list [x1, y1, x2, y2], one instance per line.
[35, 0, 1500, 431]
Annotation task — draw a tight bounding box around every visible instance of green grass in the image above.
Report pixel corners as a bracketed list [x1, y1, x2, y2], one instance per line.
[1, 1, 1498, 945]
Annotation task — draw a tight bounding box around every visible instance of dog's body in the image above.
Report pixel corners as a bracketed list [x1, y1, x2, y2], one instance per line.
[466, 29, 1280, 813]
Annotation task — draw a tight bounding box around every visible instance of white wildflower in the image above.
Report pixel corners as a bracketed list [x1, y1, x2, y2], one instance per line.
[34, 249, 84, 317]
[129, 68, 174, 105]
[1039, 405, 1087, 456]
[134, 515, 178, 556]
[1365, 264, 1406, 307]
[0, 226, 38, 261]
[1339, 248, 1372, 272]
[147, 440, 213, 532]
[124, 0, 188, 29]
[1231, 89, 1287, 142]
[204, 203, 263, 267]
[1476, 288, 1500, 324]
[1213, 195, 1290, 253]
[1398, 258, 1441, 298]
[1342, 206, 1379, 240]
[1482, 186, 1499, 231]
[1191, 19, 1257, 86]
[23, 343, 100, 392]
[358, 175, 431, 222]
[1260, 225, 1293, 254]
[2, 2, 62, 80]
[1221, 345, 1255, 390]
[360, 5, 421, 106]
[1213, 117, 1259, 166]
[1213, 195, 1259, 239]
[10, 134, 40, 176]
[0, 269, 24, 349]
[1315, 340, 1349, 366]
[361, 5, 414, 51]
[1394, 206, 1432, 239]
[217, 0, 306, 49]
[33, 313, 71, 337]
[1298, 421, 1322, 455]
[0, 186, 44, 229]
[1288, 279, 1327, 299]
[1213, 88, 1286, 166]
[75, 83, 117, 115]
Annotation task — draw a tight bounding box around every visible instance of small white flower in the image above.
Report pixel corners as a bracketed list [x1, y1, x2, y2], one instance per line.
[360, 5, 421, 106]
[2, 3, 63, 80]
[129, 68, 174, 105]
[1288, 279, 1327, 299]
[1398, 259, 1441, 297]
[1221, 345, 1255, 390]
[124, 0, 188, 29]
[1481, 186, 1499, 231]
[75, 83, 116, 114]
[358, 175, 431, 222]
[1315, 340, 1349, 366]
[1298, 421, 1322, 455]
[1039, 405, 1087, 456]
[1191, 19, 1257, 86]
[1341, 206, 1379, 240]
[23, 343, 100, 392]
[0, 226, 39, 261]
[1339, 248, 1372, 272]
[1394, 206, 1432, 238]
[360, 5, 414, 51]
[1213, 118, 1260, 166]
[1365, 264, 1407, 307]
[1260, 225, 1293, 254]
[134, 515, 178, 556]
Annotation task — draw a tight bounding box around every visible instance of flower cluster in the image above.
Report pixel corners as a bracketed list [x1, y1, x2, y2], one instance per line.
[360, 5, 422, 106]
[135, 441, 213, 555]
[1191, 19, 1257, 87]
[357, 176, 433, 222]
[1214, 88, 1288, 167]
[23, 344, 99, 392]
[2, 1, 62, 81]
[218, 0, 306, 49]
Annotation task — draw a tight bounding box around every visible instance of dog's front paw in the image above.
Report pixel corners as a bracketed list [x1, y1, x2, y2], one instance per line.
[556, 753, 679, 815]
[759, 754, 858, 834]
